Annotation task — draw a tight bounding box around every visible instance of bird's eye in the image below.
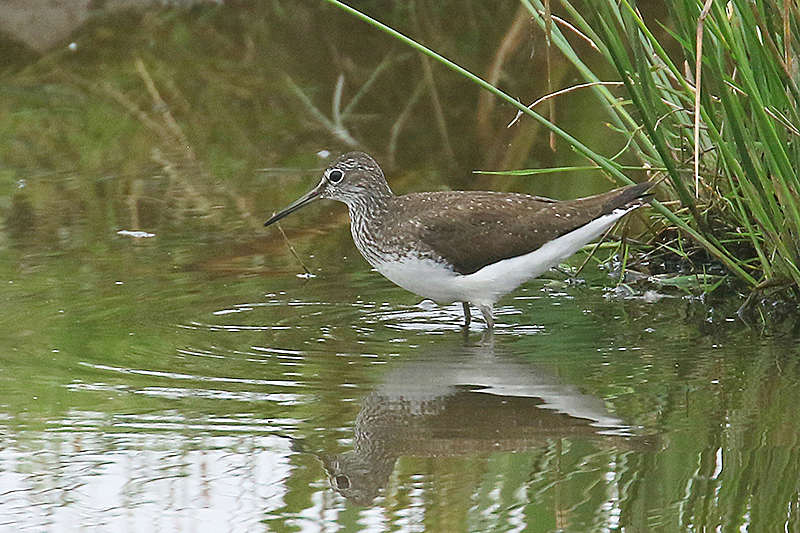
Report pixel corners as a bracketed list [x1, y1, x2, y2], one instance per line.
[333, 474, 350, 490]
[328, 169, 344, 183]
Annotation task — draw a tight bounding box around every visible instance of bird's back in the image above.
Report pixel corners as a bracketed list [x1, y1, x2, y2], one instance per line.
[368, 185, 649, 275]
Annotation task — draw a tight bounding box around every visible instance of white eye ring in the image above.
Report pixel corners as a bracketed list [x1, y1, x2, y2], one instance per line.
[328, 169, 344, 183]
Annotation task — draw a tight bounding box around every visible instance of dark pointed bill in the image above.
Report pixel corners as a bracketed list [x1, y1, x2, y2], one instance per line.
[264, 181, 325, 227]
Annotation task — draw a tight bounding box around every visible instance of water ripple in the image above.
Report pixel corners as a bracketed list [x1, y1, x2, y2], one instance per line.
[77, 362, 303, 388]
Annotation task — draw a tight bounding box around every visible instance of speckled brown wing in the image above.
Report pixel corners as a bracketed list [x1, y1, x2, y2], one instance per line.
[397, 184, 651, 275]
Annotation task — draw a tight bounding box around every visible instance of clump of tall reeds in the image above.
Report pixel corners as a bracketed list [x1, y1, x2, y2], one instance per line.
[548, 0, 800, 300]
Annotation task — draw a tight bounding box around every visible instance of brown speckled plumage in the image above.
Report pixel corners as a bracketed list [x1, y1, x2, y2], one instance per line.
[375, 186, 649, 275]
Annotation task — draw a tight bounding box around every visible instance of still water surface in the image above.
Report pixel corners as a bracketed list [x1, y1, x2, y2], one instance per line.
[2, 235, 799, 532]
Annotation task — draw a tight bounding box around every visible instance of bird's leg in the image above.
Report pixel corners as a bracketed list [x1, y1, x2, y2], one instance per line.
[480, 326, 494, 346]
[479, 305, 494, 330]
[462, 302, 471, 328]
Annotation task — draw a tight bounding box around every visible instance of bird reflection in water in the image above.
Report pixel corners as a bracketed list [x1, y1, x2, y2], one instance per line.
[315, 342, 657, 506]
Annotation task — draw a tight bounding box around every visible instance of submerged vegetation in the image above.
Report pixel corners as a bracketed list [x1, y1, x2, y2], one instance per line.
[326, 0, 800, 309]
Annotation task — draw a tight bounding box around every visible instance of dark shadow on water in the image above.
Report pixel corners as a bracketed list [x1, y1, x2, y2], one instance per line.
[307, 340, 659, 506]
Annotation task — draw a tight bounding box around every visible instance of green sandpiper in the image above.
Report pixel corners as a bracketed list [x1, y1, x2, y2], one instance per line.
[264, 152, 652, 329]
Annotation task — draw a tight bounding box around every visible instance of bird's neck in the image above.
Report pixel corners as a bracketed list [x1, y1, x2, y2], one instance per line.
[344, 181, 394, 225]
[347, 194, 390, 224]
[345, 190, 396, 267]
